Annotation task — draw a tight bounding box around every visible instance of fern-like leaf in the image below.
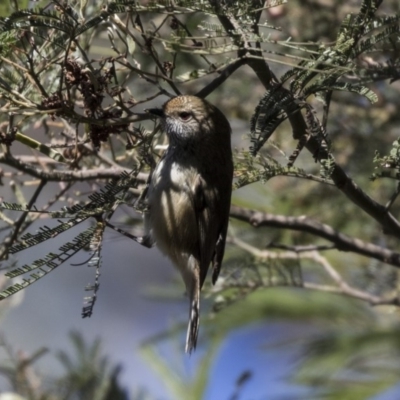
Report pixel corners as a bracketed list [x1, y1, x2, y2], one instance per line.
[0, 226, 96, 300]
[250, 87, 301, 155]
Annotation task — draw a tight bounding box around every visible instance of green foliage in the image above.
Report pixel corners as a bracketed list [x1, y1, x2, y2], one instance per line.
[0, 332, 129, 400]
[0, 0, 31, 18]
[373, 138, 400, 180]
[292, 326, 400, 400]
[249, 0, 400, 158]
[56, 332, 128, 400]
[250, 85, 300, 156]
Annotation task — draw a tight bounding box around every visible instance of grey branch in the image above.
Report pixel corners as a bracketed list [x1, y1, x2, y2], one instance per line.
[230, 205, 400, 268]
[0, 154, 148, 183]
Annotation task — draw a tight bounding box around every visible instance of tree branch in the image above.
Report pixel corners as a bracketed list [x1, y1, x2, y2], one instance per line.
[0, 154, 148, 183]
[230, 205, 400, 268]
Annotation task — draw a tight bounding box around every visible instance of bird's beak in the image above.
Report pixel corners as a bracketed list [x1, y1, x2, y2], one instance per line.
[145, 108, 165, 118]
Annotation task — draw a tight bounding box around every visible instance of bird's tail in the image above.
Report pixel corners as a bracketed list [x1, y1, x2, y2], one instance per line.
[185, 268, 200, 354]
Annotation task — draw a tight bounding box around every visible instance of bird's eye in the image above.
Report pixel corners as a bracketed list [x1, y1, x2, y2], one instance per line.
[178, 112, 191, 121]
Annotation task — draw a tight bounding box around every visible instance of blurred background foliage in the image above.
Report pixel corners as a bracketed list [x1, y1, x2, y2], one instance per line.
[1, 0, 400, 399]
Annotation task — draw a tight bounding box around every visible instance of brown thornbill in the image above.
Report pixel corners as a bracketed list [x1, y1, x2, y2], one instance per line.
[145, 95, 233, 353]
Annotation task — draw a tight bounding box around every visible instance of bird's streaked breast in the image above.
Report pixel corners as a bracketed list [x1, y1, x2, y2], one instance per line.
[146, 158, 199, 261]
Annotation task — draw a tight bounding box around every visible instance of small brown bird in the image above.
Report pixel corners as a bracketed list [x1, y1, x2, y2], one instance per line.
[145, 95, 233, 353]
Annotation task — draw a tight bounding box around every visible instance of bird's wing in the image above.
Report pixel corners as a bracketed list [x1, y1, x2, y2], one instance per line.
[211, 168, 232, 285]
[211, 209, 229, 285]
[192, 174, 219, 288]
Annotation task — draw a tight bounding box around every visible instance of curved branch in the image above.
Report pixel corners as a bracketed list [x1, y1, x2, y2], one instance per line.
[230, 205, 400, 268]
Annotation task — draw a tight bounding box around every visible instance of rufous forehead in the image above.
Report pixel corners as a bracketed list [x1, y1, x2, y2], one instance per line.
[163, 95, 208, 113]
